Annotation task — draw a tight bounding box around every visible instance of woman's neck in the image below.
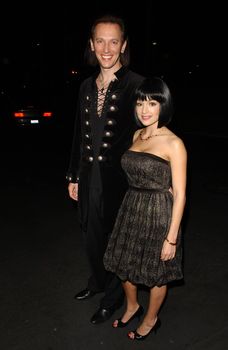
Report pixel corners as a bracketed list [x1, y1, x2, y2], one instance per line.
[144, 124, 160, 136]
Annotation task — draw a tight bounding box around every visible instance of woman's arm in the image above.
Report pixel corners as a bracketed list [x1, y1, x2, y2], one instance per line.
[161, 137, 187, 261]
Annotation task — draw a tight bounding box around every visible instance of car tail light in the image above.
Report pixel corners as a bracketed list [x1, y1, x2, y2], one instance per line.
[14, 112, 25, 117]
[43, 112, 52, 118]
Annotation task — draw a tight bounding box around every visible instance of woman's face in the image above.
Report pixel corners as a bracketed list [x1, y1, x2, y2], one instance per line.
[90, 22, 126, 70]
[136, 99, 161, 127]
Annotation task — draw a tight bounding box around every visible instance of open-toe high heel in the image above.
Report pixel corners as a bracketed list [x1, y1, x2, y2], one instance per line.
[128, 318, 161, 340]
[112, 305, 144, 328]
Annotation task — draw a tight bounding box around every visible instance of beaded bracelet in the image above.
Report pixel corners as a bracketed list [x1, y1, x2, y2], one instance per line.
[165, 238, 177, 246]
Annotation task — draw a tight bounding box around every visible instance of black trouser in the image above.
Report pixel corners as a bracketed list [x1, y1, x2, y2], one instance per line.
[83, 187, 124, 309]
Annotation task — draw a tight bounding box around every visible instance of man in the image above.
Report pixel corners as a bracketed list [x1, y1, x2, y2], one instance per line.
[67, 14, 144, 324]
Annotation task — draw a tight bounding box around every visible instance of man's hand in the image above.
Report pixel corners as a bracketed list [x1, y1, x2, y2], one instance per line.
[68, 183, 78, 201]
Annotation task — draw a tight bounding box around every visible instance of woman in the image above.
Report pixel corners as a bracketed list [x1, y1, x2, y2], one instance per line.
[103, 77, 187, 340]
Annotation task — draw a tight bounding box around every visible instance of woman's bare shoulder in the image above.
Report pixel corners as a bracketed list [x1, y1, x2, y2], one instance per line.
[168, 136, 187, 163]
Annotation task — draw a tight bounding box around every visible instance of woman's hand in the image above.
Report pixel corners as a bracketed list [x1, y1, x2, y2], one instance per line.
[160, 240, 176, 261]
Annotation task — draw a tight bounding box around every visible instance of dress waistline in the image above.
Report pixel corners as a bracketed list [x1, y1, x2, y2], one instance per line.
[129, 186, 170, 193]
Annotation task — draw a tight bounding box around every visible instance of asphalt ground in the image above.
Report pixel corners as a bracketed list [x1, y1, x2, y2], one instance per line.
[0, 126, 227, 350]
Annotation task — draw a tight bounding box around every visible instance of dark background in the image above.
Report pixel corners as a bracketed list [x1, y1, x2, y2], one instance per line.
[1, 2, 227, 137]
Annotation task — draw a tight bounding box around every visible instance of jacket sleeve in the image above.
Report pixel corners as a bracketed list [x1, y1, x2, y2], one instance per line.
[66, 87, 82, 183]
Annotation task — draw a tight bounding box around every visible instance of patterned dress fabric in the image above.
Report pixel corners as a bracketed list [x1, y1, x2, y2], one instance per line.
[104, 150, 183, 287]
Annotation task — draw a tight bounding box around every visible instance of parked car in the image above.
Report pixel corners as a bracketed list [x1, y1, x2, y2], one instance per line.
[13, 104, 53, 126]
[12, 85, 54, 127]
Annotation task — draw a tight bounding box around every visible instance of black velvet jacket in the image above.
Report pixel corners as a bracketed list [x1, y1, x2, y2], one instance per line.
[67, 66, 144, 231]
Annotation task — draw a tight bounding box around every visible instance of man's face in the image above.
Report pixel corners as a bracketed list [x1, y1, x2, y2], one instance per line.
[90, 23, 126, 70]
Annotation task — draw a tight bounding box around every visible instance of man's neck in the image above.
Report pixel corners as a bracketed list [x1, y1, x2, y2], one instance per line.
[99, 64, 122, 82]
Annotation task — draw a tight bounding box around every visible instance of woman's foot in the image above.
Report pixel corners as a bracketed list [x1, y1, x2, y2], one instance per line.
[112, 305, 144, 328]
[128, 317, 161, 340]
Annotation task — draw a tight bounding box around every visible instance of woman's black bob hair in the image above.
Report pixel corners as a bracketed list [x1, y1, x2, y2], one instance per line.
[134, 77, 173, 128]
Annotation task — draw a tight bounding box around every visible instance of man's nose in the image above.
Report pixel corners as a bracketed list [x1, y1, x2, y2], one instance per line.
[103, 42, 109, 52]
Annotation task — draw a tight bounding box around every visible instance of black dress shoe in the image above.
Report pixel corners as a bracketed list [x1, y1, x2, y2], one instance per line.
[113, 305, 144, 328]
[90, 307, 115, 324]
[128, 318, 161, 341]
[74, 288, 96, 300]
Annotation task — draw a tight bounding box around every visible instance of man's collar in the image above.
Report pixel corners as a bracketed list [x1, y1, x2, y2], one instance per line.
[92, 65, 129, 82]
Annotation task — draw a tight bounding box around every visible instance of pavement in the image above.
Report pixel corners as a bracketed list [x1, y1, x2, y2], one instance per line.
[0, 125, 227, 350]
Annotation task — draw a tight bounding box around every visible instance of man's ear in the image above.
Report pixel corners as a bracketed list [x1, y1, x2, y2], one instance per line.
[121, 40, 127, 53]
[90, 39, 94, 51]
